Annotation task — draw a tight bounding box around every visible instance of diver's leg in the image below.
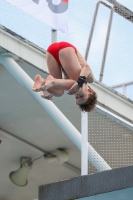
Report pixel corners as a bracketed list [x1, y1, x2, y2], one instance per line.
[41, 75, 76, 91]
[59, 47, 82, 81]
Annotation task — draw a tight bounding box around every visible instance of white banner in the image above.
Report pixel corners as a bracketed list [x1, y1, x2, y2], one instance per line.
[5, 0, 69, 33]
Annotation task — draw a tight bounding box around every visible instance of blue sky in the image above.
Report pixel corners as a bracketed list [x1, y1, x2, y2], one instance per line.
[0, 0, 133, 100]
[117, 0, 133, 10]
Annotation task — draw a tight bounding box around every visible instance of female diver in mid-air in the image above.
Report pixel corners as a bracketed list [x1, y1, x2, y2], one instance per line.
[32, 41, 97, 112]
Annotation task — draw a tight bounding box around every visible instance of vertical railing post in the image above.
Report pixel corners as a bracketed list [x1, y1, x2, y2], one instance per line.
[83, 0, 101, 175]
[99, 5, 114, 82]
[85, 0, 101, 60]
[51, 29, 57, 43]
[81, 112, 88, 175]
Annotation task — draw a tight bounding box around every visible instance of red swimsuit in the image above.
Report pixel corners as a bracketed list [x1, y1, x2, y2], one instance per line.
[47, 42, 77, 65]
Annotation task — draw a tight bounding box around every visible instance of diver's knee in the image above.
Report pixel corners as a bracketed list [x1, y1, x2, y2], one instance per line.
[54, 89, 64, 97]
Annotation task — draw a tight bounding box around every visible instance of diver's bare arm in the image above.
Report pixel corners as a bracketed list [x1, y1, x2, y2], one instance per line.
[76, 51, 94, 83]
[80, 64, 94, 83]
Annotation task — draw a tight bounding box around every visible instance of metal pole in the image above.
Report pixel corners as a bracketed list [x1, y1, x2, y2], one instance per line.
[51, 26, 89, 175]
[51, 26, 88, 175]
[83, 0, 101, 175]
[84, 0, 101, 60]
[0, 54, 111, 172]
[51, 29, 57, 43]
[123, 85, 127, 96]
[81, 112, 88, 175]
[99, 6, 114, 82]
[51, 27, 89, 175]
[82, 0, 114, 174]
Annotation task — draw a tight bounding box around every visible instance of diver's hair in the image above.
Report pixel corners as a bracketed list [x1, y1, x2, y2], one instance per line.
[77, 87, 98, 112]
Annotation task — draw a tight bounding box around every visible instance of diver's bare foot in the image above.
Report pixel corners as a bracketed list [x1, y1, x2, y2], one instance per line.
[40, 91, 53, 100]
[41, 75, 55, 91]
[32, 74, 46, 91]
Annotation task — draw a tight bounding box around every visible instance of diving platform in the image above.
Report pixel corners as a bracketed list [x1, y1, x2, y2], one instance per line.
[39, 165, 133, 200]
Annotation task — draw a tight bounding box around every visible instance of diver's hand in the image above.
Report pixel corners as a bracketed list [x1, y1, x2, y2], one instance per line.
[67, 83, 80, 95]
[40, 91, 53, 100]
